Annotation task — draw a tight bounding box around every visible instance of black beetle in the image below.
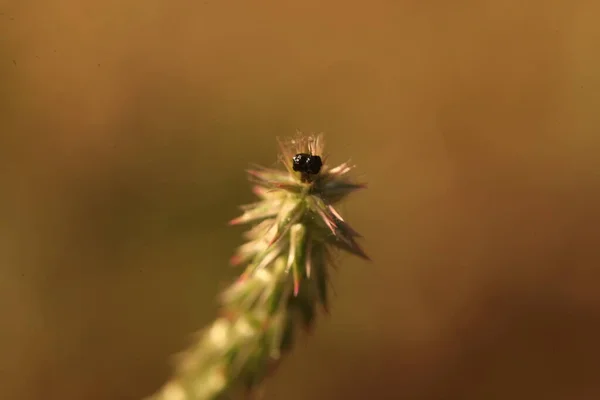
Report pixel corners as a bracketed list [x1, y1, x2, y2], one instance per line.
[292, 153, 323, 175]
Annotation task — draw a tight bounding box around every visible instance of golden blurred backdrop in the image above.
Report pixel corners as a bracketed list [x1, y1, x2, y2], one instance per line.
[2, 0, 600, 399]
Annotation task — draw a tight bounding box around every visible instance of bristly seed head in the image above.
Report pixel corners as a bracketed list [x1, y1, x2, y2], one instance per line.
[231, 133, 368, 271]
[149, 133, 368, 400]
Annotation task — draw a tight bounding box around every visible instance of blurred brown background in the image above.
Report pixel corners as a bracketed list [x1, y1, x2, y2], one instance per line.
[2, 0, 600, 399]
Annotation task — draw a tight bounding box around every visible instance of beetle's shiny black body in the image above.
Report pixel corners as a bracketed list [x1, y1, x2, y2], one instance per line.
[292, 153, 323, 175]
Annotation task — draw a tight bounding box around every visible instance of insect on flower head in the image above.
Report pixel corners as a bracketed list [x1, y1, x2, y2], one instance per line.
[278, 134, 327, 183]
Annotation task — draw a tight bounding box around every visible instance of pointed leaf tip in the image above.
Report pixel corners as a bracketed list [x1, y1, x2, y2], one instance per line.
[357, 249, 371, 261]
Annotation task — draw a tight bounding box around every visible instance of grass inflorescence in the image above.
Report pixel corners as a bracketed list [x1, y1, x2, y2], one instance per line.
[148, 134, 368, 400]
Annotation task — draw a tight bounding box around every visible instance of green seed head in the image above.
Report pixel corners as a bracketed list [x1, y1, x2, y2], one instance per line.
[149, 134, 368, 400]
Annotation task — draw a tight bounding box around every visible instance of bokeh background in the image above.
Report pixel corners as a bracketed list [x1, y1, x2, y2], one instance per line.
[2, 1, 600, 399]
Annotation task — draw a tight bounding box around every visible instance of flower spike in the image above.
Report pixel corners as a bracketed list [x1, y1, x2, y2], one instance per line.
[147, 134, 368, 400]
